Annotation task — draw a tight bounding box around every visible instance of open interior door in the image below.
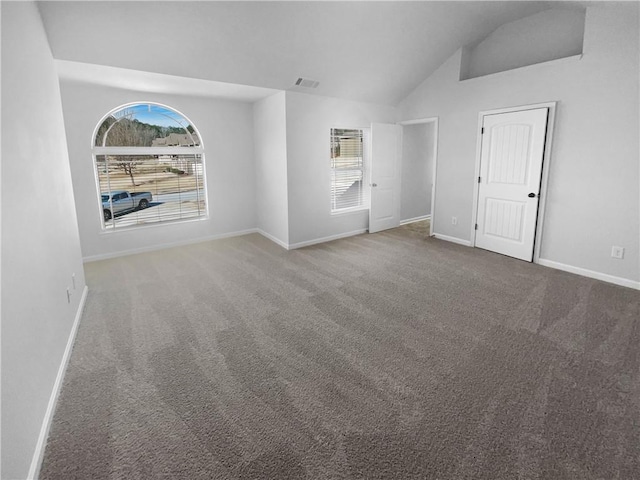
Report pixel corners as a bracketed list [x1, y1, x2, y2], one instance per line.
[369, 123, 402, 233]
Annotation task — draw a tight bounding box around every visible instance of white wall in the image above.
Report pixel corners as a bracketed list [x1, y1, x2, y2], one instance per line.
[285, 92, 397, 246]
[401, 123, 434, 222]
[59, 81, 257, 260]
[462, 7, 586, 80]
[1, 3, 87, 479]
[254, 92, 289, 246]
[398, 4, 639, 284]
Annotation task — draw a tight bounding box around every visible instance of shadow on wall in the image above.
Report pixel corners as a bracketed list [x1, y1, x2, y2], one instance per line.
[460, 7, 586, 80]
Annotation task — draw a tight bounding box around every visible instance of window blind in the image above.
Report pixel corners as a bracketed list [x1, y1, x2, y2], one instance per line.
[96, 154, 206, 230]
[331, 128, 364, 211]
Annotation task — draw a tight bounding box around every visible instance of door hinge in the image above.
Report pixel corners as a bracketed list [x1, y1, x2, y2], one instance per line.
[481, 127, 484, 134]
[475, 223, 478, 230]
[478, 176, 481, 183]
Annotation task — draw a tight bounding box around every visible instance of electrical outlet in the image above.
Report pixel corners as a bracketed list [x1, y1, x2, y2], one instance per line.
[451, 217, 458, 225]
[611, 246, 625, 259]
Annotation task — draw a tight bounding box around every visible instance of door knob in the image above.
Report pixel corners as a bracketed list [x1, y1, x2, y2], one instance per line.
[528, 192, 537, 198]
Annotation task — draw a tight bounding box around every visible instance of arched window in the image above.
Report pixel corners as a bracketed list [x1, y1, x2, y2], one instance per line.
[93, 103, 207, 230]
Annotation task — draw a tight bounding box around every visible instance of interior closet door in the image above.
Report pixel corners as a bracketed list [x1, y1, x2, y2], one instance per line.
[475, 108, 548, 261]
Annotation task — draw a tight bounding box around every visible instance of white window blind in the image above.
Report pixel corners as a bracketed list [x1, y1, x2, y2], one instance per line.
[96, 154, 205, 229]
[331, 128, 364, 211]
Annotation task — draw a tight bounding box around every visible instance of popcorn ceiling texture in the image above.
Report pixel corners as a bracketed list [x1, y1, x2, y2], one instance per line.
[40, 226, 640, 479]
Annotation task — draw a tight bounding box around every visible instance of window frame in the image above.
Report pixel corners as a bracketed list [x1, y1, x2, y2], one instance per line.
[92, 102, 208, 232]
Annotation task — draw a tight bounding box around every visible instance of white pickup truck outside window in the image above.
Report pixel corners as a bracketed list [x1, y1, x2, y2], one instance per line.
[93, 103, 207, 231]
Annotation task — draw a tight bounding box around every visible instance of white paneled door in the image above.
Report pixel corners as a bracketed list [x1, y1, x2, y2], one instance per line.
[369, 123, 402, 233]
[475, 108, 549, 261]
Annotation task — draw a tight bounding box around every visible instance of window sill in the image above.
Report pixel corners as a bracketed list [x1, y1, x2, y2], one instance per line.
[331, 206, 369, 216]
[100, 215, 209, 234]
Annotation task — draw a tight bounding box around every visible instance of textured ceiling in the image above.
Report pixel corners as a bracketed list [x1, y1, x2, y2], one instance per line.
[38, 1, 556, 105]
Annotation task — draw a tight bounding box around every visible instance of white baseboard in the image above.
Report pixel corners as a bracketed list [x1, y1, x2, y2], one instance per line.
[256, 229, 290, 250]
[433, 233, 472, 247]
[537, 258, 640, 290]
[288, 229, 368, 250]
[400, 215, 431, 226]
[83, 228, 259, 262]
[28, 285, 89, 480]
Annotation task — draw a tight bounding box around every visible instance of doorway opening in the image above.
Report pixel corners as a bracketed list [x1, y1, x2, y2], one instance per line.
[398, 118, 439, 237]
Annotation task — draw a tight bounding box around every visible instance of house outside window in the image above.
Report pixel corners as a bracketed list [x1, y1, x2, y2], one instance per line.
[93, 103, 207, 230]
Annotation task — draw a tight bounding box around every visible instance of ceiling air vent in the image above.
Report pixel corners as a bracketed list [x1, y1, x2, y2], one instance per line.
[295, 77, 319, 89]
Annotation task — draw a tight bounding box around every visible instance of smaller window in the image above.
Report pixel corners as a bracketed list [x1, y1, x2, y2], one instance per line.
[330, 128, 365, 212]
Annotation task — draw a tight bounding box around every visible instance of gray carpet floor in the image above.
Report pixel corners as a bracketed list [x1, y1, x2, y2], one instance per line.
[40, 225, 640, 479]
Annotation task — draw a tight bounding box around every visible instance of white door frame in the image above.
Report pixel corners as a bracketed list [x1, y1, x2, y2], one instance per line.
[398, 117, 439, 237]
[471, 102, 557, 263]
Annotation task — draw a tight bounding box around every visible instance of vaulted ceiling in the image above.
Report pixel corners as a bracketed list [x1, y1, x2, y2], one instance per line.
[38, 1, 560, 105]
